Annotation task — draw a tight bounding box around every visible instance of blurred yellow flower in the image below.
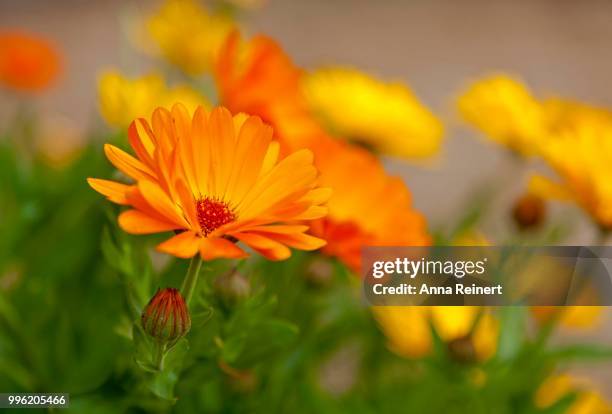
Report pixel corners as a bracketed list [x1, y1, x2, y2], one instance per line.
[303, 67, 443, 158]
[372, 306, 498, 361]
[536, 374, 612, 414]
[98, 71, 208, 128]
[457, 74, 545, 156]
[146, 0, 234, 76]
[531, 306, 603, 329]
[528, 112, 612, 229]
[543, 98, 612, 134]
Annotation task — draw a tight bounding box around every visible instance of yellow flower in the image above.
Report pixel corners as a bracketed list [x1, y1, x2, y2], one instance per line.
[146, 0, 234, 76]
[528, 110, 612, 229]
[457, 74, 545, 156]
[543, 98, 612, 133]
[531, 306, 603, 329]
[303, 67, 443, 158]
[536, 374, 612, 414]
[372, 306, 498, 360]
[98, 71, 208, 128]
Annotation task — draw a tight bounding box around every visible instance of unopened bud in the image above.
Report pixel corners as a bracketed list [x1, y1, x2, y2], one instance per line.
[141, 288, 191, 343]
[214, 269, 250, 305]
[512, 193, 546, 230]
[447, 336, 477, 364]
[304, 257, 334, 288]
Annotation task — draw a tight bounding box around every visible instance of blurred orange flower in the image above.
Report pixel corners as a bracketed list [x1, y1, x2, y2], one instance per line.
[0, 30, 61, 92]
[309, 139, 429, 271]
[216, 31, 318, 149]
[216, 33, 430, 271]
[88, 104, 329, 261]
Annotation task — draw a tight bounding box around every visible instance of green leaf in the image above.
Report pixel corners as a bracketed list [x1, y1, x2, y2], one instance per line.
[147, 339, 189, 401]
[496, 307, 527, 360]
[549, 344, 612, 361]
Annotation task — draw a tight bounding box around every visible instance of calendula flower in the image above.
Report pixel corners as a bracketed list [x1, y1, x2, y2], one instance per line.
[216, 31, 316, 146]
[536, 374, 611, 414]
[88, 104, 329, 261]
[309, 138, 430, 271]
[303, 67, 443, 158]
[528, 114, 612, 230]
[146, 0, 234, 76]
[0, 30, 61, 92]
[216, 33, 430, 271]
[98, 71, 208, 128]
[457, 74, 545, 156]
[373, 306, 498, 360]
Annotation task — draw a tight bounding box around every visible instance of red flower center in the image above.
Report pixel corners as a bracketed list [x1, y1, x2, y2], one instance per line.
[196, 198, 236, 236]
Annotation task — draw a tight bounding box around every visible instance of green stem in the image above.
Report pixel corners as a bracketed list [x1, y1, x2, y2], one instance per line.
[181, 256, 203, 305]
[154, 342, 167, 371]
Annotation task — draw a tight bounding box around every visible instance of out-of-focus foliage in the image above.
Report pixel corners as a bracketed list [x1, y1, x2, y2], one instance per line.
[1, 1, 612, 412]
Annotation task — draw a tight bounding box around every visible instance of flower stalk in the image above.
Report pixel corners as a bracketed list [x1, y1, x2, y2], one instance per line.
[181, 256, 203, 305]
[154, 342, 166, 371]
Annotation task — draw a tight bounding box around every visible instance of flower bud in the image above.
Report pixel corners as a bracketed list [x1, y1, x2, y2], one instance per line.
[304, 257, 334, 288]
[447, 335, 477, 364]
[141, 288, 191, 343]
[214, 269, 250, 305]
[512, 193, 546, 230]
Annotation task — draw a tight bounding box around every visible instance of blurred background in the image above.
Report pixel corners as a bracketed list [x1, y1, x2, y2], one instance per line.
[2, 0, 612, 238]
[1, 0, 611, 403]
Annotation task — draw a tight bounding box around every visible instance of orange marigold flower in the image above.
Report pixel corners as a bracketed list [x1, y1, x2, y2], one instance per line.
[309, 138, 429, 271]
[0, 30, 61, 92]
[216, 31, 321, 150]
[216, 33, 430, 271]
[88, 104, 330, 261]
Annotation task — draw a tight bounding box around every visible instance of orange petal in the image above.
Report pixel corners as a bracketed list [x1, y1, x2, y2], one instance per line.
[238, 149, 317, 218]
[151, 107, 176, 164]
[292, 205, 329, 220]
[156, 231, 200, 258]
[232, 232, 291, 260]
[224, 115, 272, 204]
[258, 140, 280, 178]
[300, 187, 333, 205]
[118, 210, 178, 234]
[191, 106, 211, 195]
[244, 224, 309, 234]
[254, 231, 326, 251]
[199, 237, 248, 261]
[171, 103, 192, 141]
[87, 178, 131, 205]
[175, 178, 199, 231]
[138, 179, 189, 228]
[208, 107, 236, 197]
[128, 119, 156, 169]
[104, 144, 155, 181]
